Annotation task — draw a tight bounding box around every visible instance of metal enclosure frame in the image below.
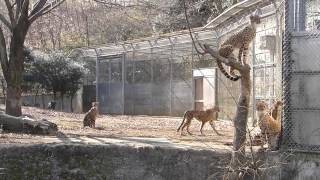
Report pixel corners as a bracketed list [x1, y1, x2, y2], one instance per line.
[69, 0, 283, 121]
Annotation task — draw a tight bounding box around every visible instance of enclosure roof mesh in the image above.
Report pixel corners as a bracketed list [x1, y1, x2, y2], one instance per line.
[68, 0, 273, 59]
[204, 0, 266, 29]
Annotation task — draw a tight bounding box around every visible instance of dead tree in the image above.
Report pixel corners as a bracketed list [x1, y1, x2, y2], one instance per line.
[0, 0, 65, 117]
[201, 44, 251, 177]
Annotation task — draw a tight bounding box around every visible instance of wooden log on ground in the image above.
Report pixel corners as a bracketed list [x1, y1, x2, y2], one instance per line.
[0, 111, 58, 135]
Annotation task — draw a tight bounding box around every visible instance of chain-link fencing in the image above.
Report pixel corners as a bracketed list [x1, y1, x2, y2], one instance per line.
[282, 0, 320, 151]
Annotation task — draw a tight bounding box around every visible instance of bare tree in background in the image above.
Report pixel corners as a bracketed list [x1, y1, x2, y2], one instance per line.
[25, 0, 155, 51]
[0, 0, 65, 116]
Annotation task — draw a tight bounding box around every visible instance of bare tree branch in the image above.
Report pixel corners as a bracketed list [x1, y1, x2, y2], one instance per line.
[28, 0, 66, 23]
[0, 27, 9, 79]
[182, 0, 206, 55]
[4, 0, 16, 26]
[93, 0, 128, 7]
[202, 44, 244, 71]
[0, 14, 12, 30]
[93, 0, 154, 9]
[16, 0, 23, 20]
[16, 0, 29, 27]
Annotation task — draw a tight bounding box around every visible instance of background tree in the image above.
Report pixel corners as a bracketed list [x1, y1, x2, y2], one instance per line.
[0, 0, 66, 116]
[0, 72, 6, 100]
[24, 0, 239, 53]
[26, 0, 155, 52]
[27, 52, 87, 111]
[23, 49, 48, 106]
[151, 0, 238, 33]
[65, 61, 87, 112]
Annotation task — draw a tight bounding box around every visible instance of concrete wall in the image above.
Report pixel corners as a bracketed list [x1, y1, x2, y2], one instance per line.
[98, 80, 193, 116]
[265, 151, 320, 180]
[21, 88, 83, 113]
[2, 144, 320, 180]
[0, 144, 229, 180]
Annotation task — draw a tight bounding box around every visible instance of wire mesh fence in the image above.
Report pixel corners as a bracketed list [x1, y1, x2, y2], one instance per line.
[69, 1, 283, 129]
[282, 0, 320, 151]
[93, 34, 218, 116]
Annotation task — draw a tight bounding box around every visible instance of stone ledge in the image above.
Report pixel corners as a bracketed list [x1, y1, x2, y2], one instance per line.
[0, 137, 231, 180]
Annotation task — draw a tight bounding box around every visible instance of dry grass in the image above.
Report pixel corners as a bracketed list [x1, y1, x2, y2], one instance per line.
[0, 105, 236, 150]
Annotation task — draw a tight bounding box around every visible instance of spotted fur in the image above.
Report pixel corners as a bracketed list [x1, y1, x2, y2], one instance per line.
[177, 107, 221, 136]
[256, 101, 281, 150]
[83, 102, 99, 128]
[217, 14, 261, 81]
[270, 100, 283, 120]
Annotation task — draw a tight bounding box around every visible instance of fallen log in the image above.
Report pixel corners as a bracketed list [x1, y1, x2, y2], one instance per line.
[0, 111, 58, 135]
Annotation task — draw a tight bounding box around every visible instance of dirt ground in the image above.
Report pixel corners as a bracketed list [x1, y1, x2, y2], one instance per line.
[0, 105, 244, 151]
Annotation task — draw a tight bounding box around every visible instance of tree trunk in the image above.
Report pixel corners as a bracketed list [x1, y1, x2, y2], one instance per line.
[201, 44, 252, 179]
[0, 0, 66, 131]
[5, 45, 25, 117]
[5, 85, 22, 117]
[231, 64, 251, 167]
[3, 16, 30, 116]
[0, 79, 6, 99]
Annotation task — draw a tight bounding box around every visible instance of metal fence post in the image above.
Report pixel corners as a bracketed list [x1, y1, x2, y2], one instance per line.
[169, 40, 173, 116]
[191, 42, 195, 110]
[132, 45, 136, 83]
[121, 53, 125, 115]
[251, 39, 256, 126]
[214, 69, 219, 108]
[94, 48, 99, 103]
[296, 0, 306, 31]
[148, 41, 154, 116]
[282, 0, 294, 149]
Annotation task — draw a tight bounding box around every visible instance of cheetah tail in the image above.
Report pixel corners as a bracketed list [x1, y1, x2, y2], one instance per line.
[216, 61, 241, 81]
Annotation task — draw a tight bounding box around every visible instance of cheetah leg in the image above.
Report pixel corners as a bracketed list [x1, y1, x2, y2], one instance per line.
[228, 52, 238, 77]
[186, 122, 193, 135]
[260, 133, 267, 149]
[229, 46, 243, 76]
[219, 45, 240, 78]
[210, 121, 222, 136]
[242, 44, 249, 65]
[180, 122, 188, 136]
[200, 122, 205, 136]
[238, 45, 244, 63]
[218, 45, 234, 58]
